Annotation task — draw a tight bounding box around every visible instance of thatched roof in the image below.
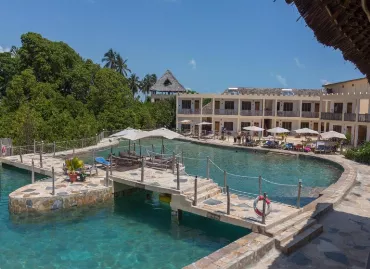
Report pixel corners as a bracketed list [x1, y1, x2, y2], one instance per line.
[223, 87, 322, 96]
[286, 0, 370, 81]
[150, 70, 186, 93]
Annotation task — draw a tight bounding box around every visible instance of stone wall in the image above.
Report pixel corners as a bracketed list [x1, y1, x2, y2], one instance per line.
[9, 187, 112, 214]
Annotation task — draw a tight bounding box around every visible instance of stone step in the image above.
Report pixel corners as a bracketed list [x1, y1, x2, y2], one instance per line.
[195, 187, 222, 203]
[280, 224, 323, 254]
[184, 182, 219, 197]
[182, 179, 214, 193]
[265, 210, 314, 237]
[276, 218, 317, 246]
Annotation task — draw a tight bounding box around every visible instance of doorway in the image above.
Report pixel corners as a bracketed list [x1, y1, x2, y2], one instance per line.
[215, 101, 220, 110]
[215, 121, 220, 133]
[315, 103, 320, 113]
[255, 102, 260, 111]
[313, 123, 319, 131]
[347, 103, 353, 113]
[358, 125, 367, 145]
[195, 100, 200, 110]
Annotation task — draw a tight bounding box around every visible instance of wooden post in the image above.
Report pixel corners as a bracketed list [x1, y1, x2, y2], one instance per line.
[110, 146, 113, 155]
[152, 144, 154, 152]
[181, 150, 184, 166]
[105, 165, 109, 187]
[139, 145, 142, 157]
[51, 167, 55, 195]
[53, 141, 56, 157]
[19, 148, 23, 163]
[223, 170, 227, 193]
[193, 176, 198, 206]
[41, 141, 44, 156]
[259, 176, 262, 195]
[262, 192, 267, 224]
[172, 152, 176, 174]
[33, 140, 36, 154]
[133, 143, 136, 152]
[31, 159, 35, 184]
[297, 179, 302, 209]
[226, 186, 231, 215]
[40, 149, 43, 168]
[110, 155, 113, 176]
[96, 134, 98, 145]
[206, 156, 210, 180]
[141, 157, 145, 182]
[176, 161, 180, 190]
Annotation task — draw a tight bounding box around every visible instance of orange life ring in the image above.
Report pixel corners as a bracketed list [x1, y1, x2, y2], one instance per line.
[253, 195, 272, 217]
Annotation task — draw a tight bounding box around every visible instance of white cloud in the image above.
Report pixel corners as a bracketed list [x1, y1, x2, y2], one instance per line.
[189, 58, 196, 69]
[320, 79, 330, 85]
[0, 46, 10, 53]
[294, 57, 305, 69]
[276, 74, 287, 87]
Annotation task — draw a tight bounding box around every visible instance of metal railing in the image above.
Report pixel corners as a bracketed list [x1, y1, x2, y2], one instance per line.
[202, 108, 213, 115]
[264, 110, 275, 116]
[178, 109, 200, 114]
[321, 112, 343, 121]
[240, 110, 263, 116]
[358, 114, 370, 122]
[344, 113, 356, 122]
[214, 109, 238, 115]
[301, 111, 319, 118]
[277, 111, 300, 117]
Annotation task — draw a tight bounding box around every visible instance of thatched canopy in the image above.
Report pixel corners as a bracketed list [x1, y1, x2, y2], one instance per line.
[286, 0, 370, 81]
[150, 70, 186, 94]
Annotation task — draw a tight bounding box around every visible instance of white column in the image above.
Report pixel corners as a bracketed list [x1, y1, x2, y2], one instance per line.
[263, 98, 266, 116]
[200, 97, 203, 115]
[354, 125, 359, 147]
[367, 125, 370, 142]
[299, 100, 302, 117]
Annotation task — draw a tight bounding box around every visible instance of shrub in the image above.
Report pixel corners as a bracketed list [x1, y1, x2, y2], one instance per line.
[344, 142, 370, 164]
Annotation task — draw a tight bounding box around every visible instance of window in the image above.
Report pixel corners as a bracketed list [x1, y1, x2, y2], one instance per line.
[242, 101, 251, 110]
[301, 122, 309, 128]
[302, 103, 311, 112]
[225, 101, 234, 110]
[224, 122, 234, 131]
[277, 102, 280, 111]
[164, 79, 172, 87]
[182, 100, 191, 109]
[333, 125, 342, 133]
[282, 122, 292, 130]
[241, 122, 251, 129]
[334, 103, 343, 113]
[283, 103, 293, 111]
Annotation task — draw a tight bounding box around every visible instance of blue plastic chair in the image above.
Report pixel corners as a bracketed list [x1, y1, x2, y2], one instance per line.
[95, 157, 110, 166]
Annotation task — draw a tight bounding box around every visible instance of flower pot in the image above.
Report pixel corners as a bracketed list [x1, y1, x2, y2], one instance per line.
[69, 173, 78, 183]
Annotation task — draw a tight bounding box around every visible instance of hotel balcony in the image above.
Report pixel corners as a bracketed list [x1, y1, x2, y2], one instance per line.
[321, 112, 342, 121]
[202, 108, 213, 115]
[358, 114, 370, 122]
[277, 111, 300, 117]
[240, 110, 263, 116]
[301, 112, 319, 118]
[214, 109, 238, 115]
[178, 109, 200, 115]
[264, 110, 275, 116]
[344, 113, 356, 122]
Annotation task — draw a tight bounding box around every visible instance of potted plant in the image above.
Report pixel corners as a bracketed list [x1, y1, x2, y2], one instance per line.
[65, 157, 84, 183]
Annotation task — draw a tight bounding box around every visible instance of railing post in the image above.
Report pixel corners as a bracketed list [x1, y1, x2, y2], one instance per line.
[152, 144, 154, 152]
[40, 148, 43, 168]
[141, 157, 145, 182]
[140, 145, 142, 157]
[206, 156, 210, 180]
[96, 134, 98, 145]
[105, 165, 109, 187]
[172, 152, 176, 174]
[181, 150, 184, 166]
[223, 170, 227, 193]
[259, 175, 262, 195]
[110, 155, 113, 176]
[297, 179, 302, 209]
[19, 147, 23, 163]
[51, 167, 55, 196]
[262, 192, 267, 224]
[33, 140, 36, 154]
[133, 143, 136, 152]
[193, 176, 198, 206]
[41, 141, 44, 156]
[176, 161, 180, 190]
[226, 185, 230, 215]
[53, 141, 56, 157]
[31, 159, 35, 184]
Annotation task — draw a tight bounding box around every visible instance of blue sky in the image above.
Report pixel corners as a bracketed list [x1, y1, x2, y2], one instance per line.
[0, 0, 364, 93]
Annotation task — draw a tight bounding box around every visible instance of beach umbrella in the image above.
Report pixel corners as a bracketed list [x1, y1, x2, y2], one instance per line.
[243, 126, 264, 132]
[294, 128, 319, 135]
[267, 127, 290, 134]
[320, 131, 346, 140]
[109, 128, 145, 154]
[180, 120, 191, 124]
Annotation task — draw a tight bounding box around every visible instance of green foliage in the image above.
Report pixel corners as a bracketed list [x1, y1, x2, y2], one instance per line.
[344, 142, 370, 164]
[0, 32, 175, 145]
[65, 157, 84, 174]
[202, 98, 211, 106]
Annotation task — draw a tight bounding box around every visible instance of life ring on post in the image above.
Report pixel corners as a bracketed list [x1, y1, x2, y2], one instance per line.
[253, 195, 272, 217]
[1, 145, 6, 154]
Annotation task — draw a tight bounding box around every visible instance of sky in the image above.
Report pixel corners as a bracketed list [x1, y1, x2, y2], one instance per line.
[0, 0, 364, 93]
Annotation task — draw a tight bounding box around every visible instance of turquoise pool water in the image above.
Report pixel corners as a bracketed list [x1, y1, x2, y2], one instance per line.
[88, 139, 343, 206]
[0, 165, 248, 269]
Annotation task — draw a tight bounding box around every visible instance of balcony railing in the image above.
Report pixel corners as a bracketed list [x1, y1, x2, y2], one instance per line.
[264, 110, 275, 116]
[214, 109, 238, 115]
[344, 113, 356, 122]
[178, 109, 200, 115]
[202, 108, 213, 115]
[301, 112, 319, 118]
[240, 110, 263, 116]
[321, 112, 342, 121]
[277, 111, 300, 117]
[359, 114, 370, 122]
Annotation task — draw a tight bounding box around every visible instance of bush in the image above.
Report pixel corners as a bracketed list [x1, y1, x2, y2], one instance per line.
[344, 142, 370, 164]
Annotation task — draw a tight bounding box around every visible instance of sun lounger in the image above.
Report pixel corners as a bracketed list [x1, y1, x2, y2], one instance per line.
[95, 157, 111, 166]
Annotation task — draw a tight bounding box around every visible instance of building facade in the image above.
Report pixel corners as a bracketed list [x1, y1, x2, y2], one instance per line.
[176, 78, 370, 146]
[150, 70, 186, 102]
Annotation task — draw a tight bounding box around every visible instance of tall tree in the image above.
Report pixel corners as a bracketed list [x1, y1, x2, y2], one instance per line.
[102, 48, 116, 69]
[140, 73, 157, 97]
[10, 46, 19, 57]
[128, 74, 140, 96]
[115, 53, 131, 77]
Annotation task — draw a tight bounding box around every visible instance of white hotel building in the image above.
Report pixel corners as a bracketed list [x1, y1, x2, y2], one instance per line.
[176, 78, 370, 146]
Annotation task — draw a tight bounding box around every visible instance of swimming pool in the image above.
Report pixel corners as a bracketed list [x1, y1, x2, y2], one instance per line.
[0, 165, 248, 268]
[86, 139, 343, 206]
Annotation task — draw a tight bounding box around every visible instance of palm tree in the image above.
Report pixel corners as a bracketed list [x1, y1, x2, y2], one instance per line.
[128, 74, 140, 96]
[102, 48, 116, 69]
[10, 46, 19, 57]
[140, 74, 152, 97]
[150, 74, 157, 86]
[115, 53, 131, 77]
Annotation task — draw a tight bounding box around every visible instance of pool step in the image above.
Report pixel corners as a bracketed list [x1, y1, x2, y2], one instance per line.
[276, 218, 317, 246]
[184, 182, 219, 198]
[265, 210, 314, 237]
[279, 223, 323, 254]
[195, 187, 222, 203]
